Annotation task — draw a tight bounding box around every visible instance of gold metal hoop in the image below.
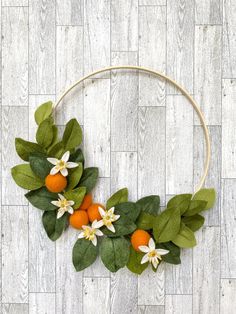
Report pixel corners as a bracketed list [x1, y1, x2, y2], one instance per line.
[54, 65, 211, 193]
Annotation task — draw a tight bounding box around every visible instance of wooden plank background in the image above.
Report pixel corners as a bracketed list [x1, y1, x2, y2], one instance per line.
[1, 0, 235, 313]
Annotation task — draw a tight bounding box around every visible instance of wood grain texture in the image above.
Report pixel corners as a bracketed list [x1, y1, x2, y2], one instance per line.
[139, 6, 166, 106]
[2, 304, 28, 314]
[138, 306, 164, 314]
[221, 179, 236, 278]
[167, 0, 194, 94]
[220, 279, 236, 314]
[29, 0, 55, 94]
[56, 0, 83, 25]
[2, 206, 28, 303]
[195, 0, 222, 24]
[2, 0, 28, 5]
[139, 0, 166, 4]
[2, 7, 28, 107]
[165, 295, 192, 314]
[29, 293, 56, 314]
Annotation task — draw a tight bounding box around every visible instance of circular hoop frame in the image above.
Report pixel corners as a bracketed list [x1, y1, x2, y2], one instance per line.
[54, 65, 211, 193]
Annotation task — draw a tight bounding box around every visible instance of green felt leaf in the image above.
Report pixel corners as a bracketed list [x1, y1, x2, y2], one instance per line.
[64, 186, 86, 209]
[72, 238, 98, 271]
[42, 211, 68, 241]
[15, 138, 45, 161]
[136, 211, 154, 230]
[126, 247, 148, 275]
[157, 242, 181, 265]
[182, 214, 205, 232]
[78, 167, 99, 193]
[183, 200, 208, 217]
[34, 101, 53, 125]
[50, 125, 59, 148]
[153, 207, 181, 243]
[66, 163, 83, 191]
[47, 141, 65, 158]
[167, 194, 192, 215]
[36, 118, 54, 148]
[29, 154, 53, 179]
[62, 118, 82, 151]
[136, 195, 160, 216]
[106, 188, 128, 210]
[192, 188, 216, 210]
[102, 215, 136, 237]
[25, 187, 58, 210]
[100, 237, 130, 272]
[172, 222, 197, 248]
[11, 164, 44, 190]
[115, 202, 141, 222]
[70, 148, 85, 165]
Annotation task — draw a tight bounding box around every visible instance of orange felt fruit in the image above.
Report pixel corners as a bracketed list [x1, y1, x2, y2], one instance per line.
[69, 210, 89, 229]
[79, 194, 93, 210]
[45, 173, 67, 193]
[87, 203, 104, 222]
[131, 229, 151, 252]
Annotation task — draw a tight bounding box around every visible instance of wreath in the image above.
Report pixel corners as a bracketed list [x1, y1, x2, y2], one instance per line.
[11, 67, 216, 274]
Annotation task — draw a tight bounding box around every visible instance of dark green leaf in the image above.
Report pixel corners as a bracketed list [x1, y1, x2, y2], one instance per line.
[136, 212, 154, 230]
[157, 242, 181, 265]
[25, 187, 58, 210]
[172, 222, 197, 248]
[73, 238, 98, 271]
[153, 207, 181, 243]
[136, 195, 160, 216]
[183, 200, 208, 217]
[78, 167, 99, 193]
[64, 186, 86, 209]
[167, 194, 192, 215]
[29, 153, 53, 179]
[102, 215, 136, 237]
[100, 237, 130, 272]
[42, 211, 68, 241]
[34, 101, 53, 125]
[15, 138, 45, 161]
[11, 164, 44, 190]
[47, 141, 65, 158]
[192, 188, 216, 210]
[66, 163, 83, 191]
[115, 202, 141, 222]
[50, 125, 59, 148]
[106, 188, 128, 210]
[36, 117, 54, 148]
[126, 247, 148, 275]
[70, 148, 85, 165]
[62, 118, 83, 151]
[182, 214, 205, 232]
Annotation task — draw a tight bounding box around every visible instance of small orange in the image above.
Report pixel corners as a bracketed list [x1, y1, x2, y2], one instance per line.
[79, 194, 93, 210]
[87, 203, 104, 222]
[69, 210, 89, 229]
[45, 173, 67, 193]
[131, 229, 151, 252]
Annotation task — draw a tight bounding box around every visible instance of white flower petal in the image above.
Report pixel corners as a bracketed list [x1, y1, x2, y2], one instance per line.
[149, 238, 156, 250]
[68, 200, 75, 206]
[50, 167, 59, 175]
[47, 158, 58, 165]
[82, 225, 89, 230]
[152, 257, 159, 269]
[58, 194, 65, 200]
[57, 209, 65, 219]
[107, 224, 115, 233]
[92, 219, 104, 229]
[67, 207, 74, 214]
[108, 207, 115, 214]
[98, 206, 106, 217]
[114, 214, 120, 221]
[78, 232, 85, 239]
[95, 229, 103, 236]
[91, 236, 97, 246]
[51, 200, 60, 207]
[141, 254, 149, 264]
[66, 162, 79, 169]
[138, 245, 150, 253]
[62, 151, 70, 162]
[156, 249, 169, 256]
[60, 168, 68, 177]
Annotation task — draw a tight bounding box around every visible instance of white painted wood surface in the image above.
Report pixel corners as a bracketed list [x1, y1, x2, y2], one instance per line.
[1, 0, 235, 313]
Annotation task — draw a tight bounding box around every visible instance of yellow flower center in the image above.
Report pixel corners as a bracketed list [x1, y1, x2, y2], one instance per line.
[57, 160, 66, 170]
[148, 250, 157, 258]
[102, 212, 116, 226]
[83, 227, 95, 241]
[59, 199, 69, 209]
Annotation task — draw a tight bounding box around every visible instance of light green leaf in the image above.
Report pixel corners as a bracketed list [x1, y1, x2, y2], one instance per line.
[157, 242, 181, 265]
[78, 167, 99, 193]
[136, 195, 160, 216]
[64, 186, 86, 209]
[29, 153, 53, 179]
[167, 194, 192, 215]
[182, 214, 205, 232]
[172, 222, 197, 248]
[102, 215, 136, 237]
[42, 211, 69, 241]
[25, 187, 58, 211]
[66, 163, 83, 191]
[100, 237, 130, 272]
[11, 164, 44, 190]
[36, 118, 54, 148]
[106, 188, 128, 210]
[34, 101, 53, 125]
[192, 188, 216, 210]
[47, 141, 65, 158]
[126, 247, 148, 275]
[183, 200, 207, 217]
[15, 138, 45, 161]
[136, 212, 154, 230]
[115, 202, 141, 222]
[73, 238, 98, 271]
[62, 118, 82, 151]
[153, 207, 181, 243]
[50, 125, 59, 148]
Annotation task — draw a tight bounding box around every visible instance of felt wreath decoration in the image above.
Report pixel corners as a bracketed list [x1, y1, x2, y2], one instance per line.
[11, 66, 216, 274]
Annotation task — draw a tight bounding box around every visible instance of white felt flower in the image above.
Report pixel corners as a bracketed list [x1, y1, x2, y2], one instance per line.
[98, 206, 120, 233]
[139, 238, 169, 269]
[78, 220, 104, 246]
[51, 194, 74, 219]
[47, 151, 78, 177]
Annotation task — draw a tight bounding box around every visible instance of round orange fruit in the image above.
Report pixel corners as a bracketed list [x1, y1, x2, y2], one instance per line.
[87, 203, 104, 222]
[69, 210, 89, 229]
[131, 229, 151, 252]
[79, 194, 93, 210]
[45, 173, 67, 193]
